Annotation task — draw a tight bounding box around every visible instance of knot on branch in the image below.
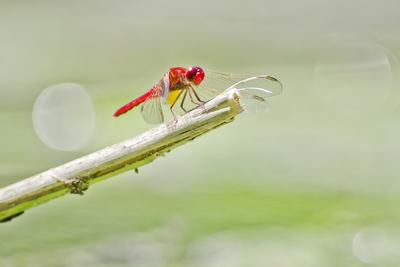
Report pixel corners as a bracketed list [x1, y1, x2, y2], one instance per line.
[70, 176, 90, 195]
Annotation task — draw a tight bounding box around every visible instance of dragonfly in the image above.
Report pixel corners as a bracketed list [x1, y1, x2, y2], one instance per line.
[113, 66, 282, 124]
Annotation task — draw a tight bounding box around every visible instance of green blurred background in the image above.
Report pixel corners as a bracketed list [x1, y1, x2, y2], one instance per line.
[1, 0, 400, 266]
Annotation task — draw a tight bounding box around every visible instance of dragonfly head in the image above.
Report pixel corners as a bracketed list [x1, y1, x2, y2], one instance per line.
[186, 66, 205, 86]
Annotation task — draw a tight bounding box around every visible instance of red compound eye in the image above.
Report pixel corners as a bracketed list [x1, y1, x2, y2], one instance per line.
[186, 66, 205, 85]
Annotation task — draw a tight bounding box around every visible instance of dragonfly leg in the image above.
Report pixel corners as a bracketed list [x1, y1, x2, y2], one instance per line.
[169, 90, 184, 121]
[188, 89, 202, 106]
[190, 85, 206, 103]
[180, 89, 189, 113]
[169, 108, 177, 121]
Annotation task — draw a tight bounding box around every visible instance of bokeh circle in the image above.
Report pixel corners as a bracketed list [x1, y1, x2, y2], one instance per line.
[313, 33, 394, 121]
[32, 83, 95, 151]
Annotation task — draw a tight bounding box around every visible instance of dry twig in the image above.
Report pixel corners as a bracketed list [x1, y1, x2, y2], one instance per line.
[0, 88, 243, 222]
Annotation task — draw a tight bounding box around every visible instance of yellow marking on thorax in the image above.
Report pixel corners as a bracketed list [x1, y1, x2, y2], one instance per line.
[167, 89, 183, 105]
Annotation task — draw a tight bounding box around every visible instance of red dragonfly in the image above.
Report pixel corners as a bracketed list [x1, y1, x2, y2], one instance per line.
[113, 66, 282, 123]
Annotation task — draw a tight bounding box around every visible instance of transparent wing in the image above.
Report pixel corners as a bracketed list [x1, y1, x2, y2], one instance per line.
[196, 70, 283, 113]
[237, 87, 271, 113]
[205, 70, 283, 96]
[140, 88, 164, 124]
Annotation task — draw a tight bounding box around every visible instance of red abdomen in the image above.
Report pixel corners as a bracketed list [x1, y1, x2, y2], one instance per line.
[114, 67, 188, 117]
[113, 88, 154, 117]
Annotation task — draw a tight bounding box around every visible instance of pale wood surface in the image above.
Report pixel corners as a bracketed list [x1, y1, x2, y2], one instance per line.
[0, 89, 243, 222]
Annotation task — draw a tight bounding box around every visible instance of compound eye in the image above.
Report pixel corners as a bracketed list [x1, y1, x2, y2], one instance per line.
[193, 71, 204, 85]
[186, 68, 197, 80]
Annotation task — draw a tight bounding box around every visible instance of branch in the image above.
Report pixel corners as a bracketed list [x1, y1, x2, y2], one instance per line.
[0, 89, 243, 222]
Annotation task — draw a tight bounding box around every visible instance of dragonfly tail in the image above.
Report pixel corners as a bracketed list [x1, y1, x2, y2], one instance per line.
[113, 89, 153, 117]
